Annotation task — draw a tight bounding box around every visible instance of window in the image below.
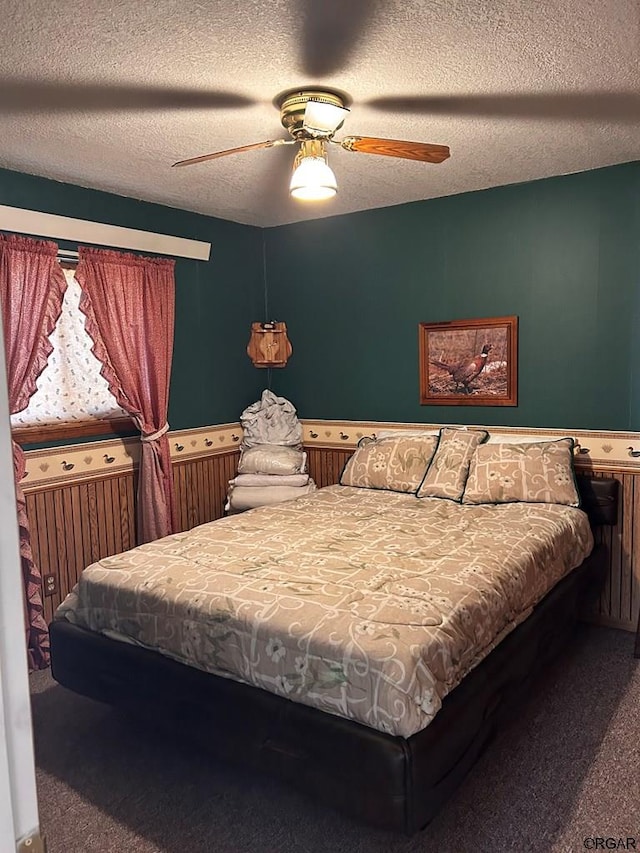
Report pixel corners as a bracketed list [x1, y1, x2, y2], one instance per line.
[10, 267, 133, 444]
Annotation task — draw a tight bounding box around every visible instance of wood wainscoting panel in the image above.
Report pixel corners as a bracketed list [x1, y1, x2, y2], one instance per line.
[26, 472, 136, 625]
[26, 449, 240, 626]
[591, 470, 639, 631]
[306, 447, 353, 489]
[172, 449, 240, 533]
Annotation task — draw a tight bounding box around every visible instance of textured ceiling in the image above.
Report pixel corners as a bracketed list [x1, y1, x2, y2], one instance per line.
[0, 0, 639, 228]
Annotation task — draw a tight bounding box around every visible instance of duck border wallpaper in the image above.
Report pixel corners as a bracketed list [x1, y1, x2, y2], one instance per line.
[419, 315, 518, 407]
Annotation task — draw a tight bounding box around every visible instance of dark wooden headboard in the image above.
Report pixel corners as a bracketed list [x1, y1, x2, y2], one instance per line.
[576, 474, 619, 526]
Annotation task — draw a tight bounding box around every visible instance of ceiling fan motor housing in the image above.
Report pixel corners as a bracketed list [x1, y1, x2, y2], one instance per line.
[279, 90, 347, 139]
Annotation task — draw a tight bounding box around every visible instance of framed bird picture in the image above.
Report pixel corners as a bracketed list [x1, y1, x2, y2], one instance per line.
[419, 315, 518, 406]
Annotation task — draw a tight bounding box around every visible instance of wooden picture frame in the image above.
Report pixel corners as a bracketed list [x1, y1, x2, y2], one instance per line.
[419, 316, 518, 406]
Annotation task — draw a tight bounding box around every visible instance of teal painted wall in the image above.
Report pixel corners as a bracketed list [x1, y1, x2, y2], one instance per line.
[4, 162, 639, 433]
[265, 163, 640, 431]
[0, 168, 265, 428]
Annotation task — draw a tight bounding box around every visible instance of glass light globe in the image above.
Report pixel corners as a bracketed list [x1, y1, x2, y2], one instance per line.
[290, 155, 337, 201]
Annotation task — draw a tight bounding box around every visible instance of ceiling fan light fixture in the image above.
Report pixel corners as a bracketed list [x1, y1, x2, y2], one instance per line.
[289, 140, 337, 201]
[303, 99, 350, 136]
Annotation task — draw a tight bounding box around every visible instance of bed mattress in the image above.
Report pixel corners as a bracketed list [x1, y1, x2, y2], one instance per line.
[55, 485, 593, 737]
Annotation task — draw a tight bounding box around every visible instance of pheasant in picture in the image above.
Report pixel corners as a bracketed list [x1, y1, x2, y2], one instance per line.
[430, 344, 493, 393]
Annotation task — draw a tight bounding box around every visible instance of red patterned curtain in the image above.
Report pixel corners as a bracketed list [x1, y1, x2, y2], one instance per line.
[0, 234, 68, 670]
[75, 247, 177, 544]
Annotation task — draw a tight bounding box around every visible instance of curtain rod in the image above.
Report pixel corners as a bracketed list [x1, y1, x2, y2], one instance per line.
[0, 205, 211, 261]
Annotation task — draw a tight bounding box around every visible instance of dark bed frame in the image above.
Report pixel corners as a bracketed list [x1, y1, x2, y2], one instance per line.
[49, 475, 618, 834]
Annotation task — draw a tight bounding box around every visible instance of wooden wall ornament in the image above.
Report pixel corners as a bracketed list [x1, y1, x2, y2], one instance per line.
[247, 321, 292, 368]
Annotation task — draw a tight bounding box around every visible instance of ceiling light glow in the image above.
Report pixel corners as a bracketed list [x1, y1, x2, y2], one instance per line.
[289, 140, 337, 202]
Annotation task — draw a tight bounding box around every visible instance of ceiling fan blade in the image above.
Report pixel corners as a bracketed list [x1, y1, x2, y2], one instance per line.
[299, 0, 379, 76]
[367, 93, 640, 123]
[339, 136, 450, 164]
[0, 79, 256, 114]
[172, 139, 293, 168]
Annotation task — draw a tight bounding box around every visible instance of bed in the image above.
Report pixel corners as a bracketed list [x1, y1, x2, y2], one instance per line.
[49, 430, 618, 833]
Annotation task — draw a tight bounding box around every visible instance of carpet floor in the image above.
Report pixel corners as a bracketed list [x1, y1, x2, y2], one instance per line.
[30, 625, 639, 853]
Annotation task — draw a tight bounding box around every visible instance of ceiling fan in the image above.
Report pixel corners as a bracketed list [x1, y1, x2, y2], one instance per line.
[171, 89, 450, 202]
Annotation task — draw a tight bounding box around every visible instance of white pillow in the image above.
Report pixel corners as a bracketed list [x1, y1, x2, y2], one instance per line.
[486, 432, 569, 444]
[237, 445, 307, 475]
[375, 428, 441, 440]
[226, 483, 316, 511]
[230, 473, 310, 487]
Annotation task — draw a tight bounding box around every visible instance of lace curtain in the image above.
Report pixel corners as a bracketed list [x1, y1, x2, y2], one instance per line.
[11, 268, 127, 427]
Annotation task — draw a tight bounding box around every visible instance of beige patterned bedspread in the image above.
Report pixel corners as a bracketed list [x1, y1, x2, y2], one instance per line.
[56, 485, 593, 737]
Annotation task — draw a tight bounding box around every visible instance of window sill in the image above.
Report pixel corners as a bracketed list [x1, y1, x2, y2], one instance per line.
[12, 417, 137, 447]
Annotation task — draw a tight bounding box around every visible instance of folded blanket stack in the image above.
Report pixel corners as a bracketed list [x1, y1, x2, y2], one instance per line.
[225, 444, 316, 513]
[226, 391, 315, 513]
